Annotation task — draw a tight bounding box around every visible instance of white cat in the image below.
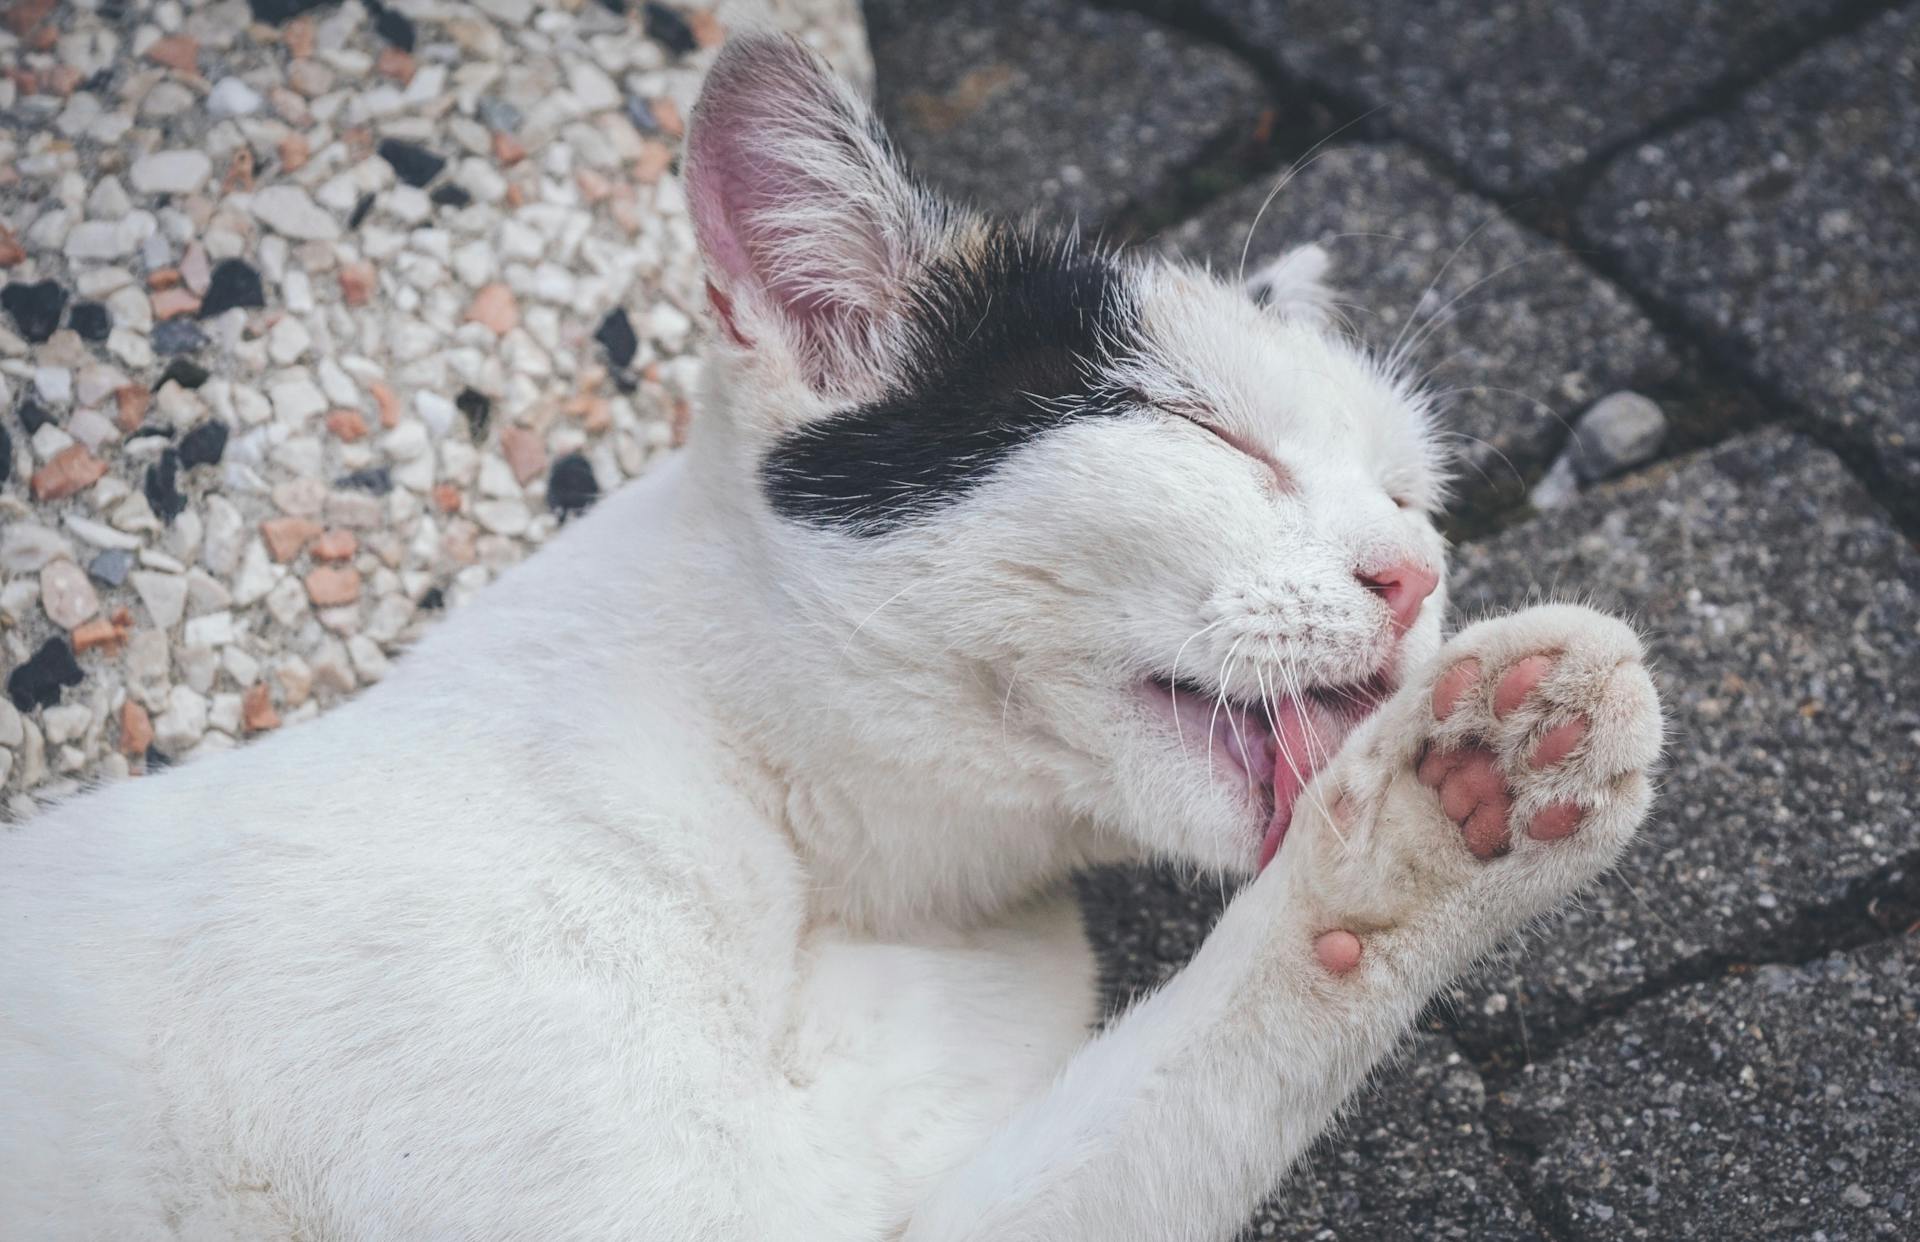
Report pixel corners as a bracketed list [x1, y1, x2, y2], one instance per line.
[0, 36, 1661, 1242]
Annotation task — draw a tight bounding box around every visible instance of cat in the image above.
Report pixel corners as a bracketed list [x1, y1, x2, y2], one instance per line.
[0, 34, 1662, 1242]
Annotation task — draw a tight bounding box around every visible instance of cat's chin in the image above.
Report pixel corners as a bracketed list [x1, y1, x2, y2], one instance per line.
[1139, 672, 1393, 870]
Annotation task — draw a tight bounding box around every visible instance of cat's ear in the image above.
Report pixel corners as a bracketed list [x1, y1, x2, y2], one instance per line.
[685, 34, 934, 398]
[1245, 244, 1336, 327]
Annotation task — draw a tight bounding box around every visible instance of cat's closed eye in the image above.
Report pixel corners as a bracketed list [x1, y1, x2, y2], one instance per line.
[1140, 393, 1295, 492]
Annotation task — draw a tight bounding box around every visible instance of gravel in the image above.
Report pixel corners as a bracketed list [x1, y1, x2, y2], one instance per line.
[865, 0, 1265, 230]
[1580, 6, 1920, 520]
[1163, 145, 1675, 520]
[1439, 429, 1920, 1057]
[0, 0, 870, 811]
[1245, 1035, 1550, 1241]
[1495, 934, 1920, 1239]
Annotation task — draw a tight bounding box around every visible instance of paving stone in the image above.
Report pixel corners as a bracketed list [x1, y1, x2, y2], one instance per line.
[1438, 429, 1920, 1057]
[1581, 6, 1920, 519]
[1164, 146, 1674, 518]
[1165, 0, 1854, 196]
[1496, 934, 1920, 1239]
[865, 0, 1265, 229]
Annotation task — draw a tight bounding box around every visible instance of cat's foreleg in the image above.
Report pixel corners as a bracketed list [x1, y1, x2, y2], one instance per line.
[905, 605, 1661, 1242]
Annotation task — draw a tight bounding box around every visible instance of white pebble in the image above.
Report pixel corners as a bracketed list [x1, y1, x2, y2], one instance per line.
[251, 185, 341, 241]
[129, 149, 213, 195]
[130, 570, 189, 629]
[268, 375, 329, 422]
[206, 77, 264, 118]
[40, 561, 100, 629]
[86, 175, 132, 221]
[153, 685, 209, 751]
[64, 514, 142, 551]
[267, 316, 313, 366]
[2, 524, 75, 573]
[183, 611, 236, 648]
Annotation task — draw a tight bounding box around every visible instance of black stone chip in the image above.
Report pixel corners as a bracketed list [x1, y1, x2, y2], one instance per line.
[418, 586, 445, 611]
[145, 449, 187, 523]
[548, 453, 600, 519]
[179, 419, 230, 468]
[348, 192, 376, 230]
[18, 399, 53, 434]
[377, 138, 446, 188]
[152, 319, 207, 354]
[429, 183, 472, 209]
[198, 259, 266, 318]
[374, 6, 416, 51]
[594, 307, 637, 368]
[6, 638, 84, 713]
[128, 425, 175, 440]
[0, 424, 10, 485]
[155, 358, 211, 391]
[144, 745, 173, 771]
[456, 388, 492, 438]
[644, 3, 698, 56]
[89, 549, 133, 588]
[336, 466, 392, 495]
[2, 279, 69, 343]
[246, 0, 333, 22]
[626, 94, 661, 134]
[68, 301, 111, 341]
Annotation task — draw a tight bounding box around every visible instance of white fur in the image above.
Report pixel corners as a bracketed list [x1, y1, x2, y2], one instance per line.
[0, 37, 1659, 1241]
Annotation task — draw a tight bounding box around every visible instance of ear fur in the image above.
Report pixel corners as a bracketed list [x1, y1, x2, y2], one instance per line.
[685, 33, 943, 397]
[1245, 243, 1336, 326]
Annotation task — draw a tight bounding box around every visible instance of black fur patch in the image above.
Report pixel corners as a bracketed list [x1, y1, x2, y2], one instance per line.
[761, 229, 1139, 535]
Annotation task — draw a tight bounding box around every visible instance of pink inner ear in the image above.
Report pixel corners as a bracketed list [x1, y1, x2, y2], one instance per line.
[685, 137, 758, 293]
[684, 35, 895, 392]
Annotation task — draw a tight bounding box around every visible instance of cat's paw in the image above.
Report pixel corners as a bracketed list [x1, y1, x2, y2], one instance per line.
[1245, 244, 1334, 324]
[1414, 603, 1660, 862]
[1277, 604, 1661, 981]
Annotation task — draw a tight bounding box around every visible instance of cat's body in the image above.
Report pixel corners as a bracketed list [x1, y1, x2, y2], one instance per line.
[0, 37, 1662, 1242]
[1, 460, 1101, 1238]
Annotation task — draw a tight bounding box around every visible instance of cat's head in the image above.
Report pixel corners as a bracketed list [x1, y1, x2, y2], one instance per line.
[682, 36, 1448, 895]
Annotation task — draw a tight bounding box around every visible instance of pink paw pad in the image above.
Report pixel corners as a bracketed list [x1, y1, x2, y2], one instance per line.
[1420, 651, 1594, 859]
[1430, 658, 1480, 720]
[1529, 718, 1589, 769]
[1314, 929, 1363, 975]
[1528, 801, 1585, 841]
[1494, 655, 1553, 716]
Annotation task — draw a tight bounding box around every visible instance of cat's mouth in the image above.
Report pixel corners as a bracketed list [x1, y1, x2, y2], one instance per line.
[1139, 672, 1393, 870]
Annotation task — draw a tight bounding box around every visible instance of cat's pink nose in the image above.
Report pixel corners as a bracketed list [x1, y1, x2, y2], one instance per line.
[1357, 561, 1438, 633]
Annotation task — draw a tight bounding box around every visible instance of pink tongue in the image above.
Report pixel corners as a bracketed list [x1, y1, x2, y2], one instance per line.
[1257, 700, 1317, 871]
[1257, 816, 1287, 871]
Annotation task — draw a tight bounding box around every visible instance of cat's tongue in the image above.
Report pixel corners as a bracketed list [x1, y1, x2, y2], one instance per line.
[1257, 698, 1323, 871]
